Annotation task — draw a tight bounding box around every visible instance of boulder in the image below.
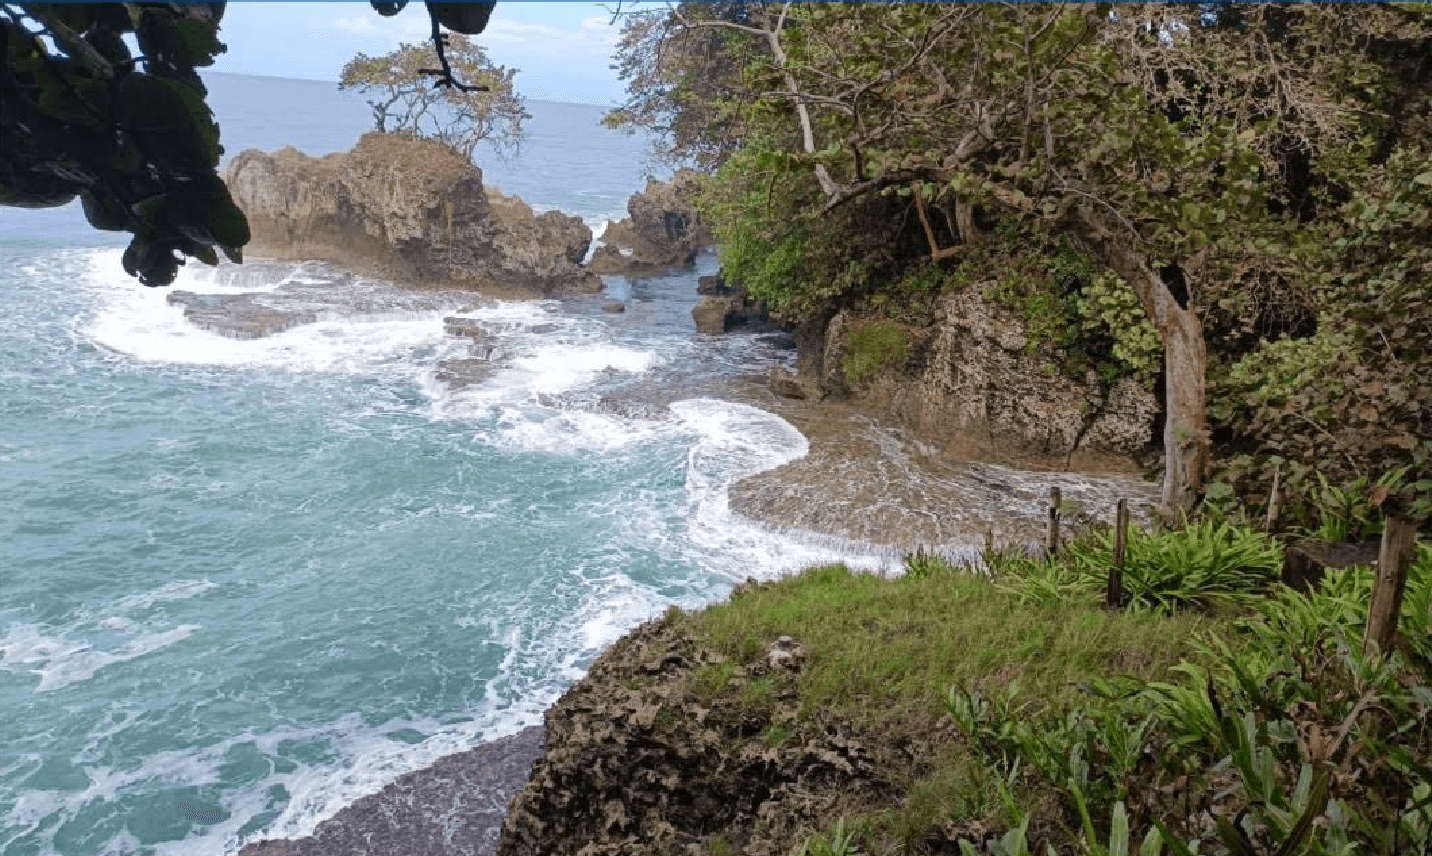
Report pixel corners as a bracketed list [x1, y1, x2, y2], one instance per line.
[1283, 539, 1380, 591]
[692, 295, 738, 334]
[587, 169, 711, 275]
[224, 133, 601, 298]
[601, 301, 627, 313]
[435, 357, 500, 390]
[691, 272, 774, 334]
[443, 317, 485, 338]
[696, 272, 733, 296]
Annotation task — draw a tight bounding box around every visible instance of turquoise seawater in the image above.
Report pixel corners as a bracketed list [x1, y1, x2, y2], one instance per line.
[0, 75, 880, 855]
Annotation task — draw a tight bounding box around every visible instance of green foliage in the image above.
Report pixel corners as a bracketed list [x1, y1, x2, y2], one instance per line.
[678, 521, 1430, 855]
[339, 35, 527, 160]
[684, 561, 1218, 743]
[950, 524, 1432, 856]
[996, 520, 1284, 614]
[620, 2, 1432, 509]
[1075, 274, 1162, 386]
[793, 818, 865, 856]
[843, 321, 908, 388]
[1, 3, 244, 286]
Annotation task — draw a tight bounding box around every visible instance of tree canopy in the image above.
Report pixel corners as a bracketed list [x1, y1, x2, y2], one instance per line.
[340, 34, 526, 160]
[0, 1, 496, 286]
[609, 2, 1432, 519]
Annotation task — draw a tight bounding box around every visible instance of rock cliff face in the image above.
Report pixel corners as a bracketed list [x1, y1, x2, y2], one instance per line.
[587, 169, 711, 275]
[498, 607, 909, 856]
[225, 133, 600, 297]
[787, 286, 1159, 469]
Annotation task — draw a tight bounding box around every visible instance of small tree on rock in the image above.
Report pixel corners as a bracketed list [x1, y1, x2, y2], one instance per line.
[340, 35, 527, 160]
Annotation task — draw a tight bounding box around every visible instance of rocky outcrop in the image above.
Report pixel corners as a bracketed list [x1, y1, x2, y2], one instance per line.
[225, 133, 600, 297]
[691, 271, 774, 334]
[587, 169, 711, 276]
[498, 608, 908, 856]
[790, 286, 1159, 469]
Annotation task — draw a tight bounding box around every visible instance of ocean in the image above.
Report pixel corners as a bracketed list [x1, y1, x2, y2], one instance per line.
[0, 73, 889, 855]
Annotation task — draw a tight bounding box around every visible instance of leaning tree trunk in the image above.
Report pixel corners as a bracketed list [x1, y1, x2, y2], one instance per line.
[1102, 243, 1209, 517]
[1158, 301, 1208, 514]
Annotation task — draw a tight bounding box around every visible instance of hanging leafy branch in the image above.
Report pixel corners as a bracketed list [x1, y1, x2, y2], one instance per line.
[0, 1, 500, 286]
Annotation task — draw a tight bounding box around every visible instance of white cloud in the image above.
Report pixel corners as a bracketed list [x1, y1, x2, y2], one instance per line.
[331, 16, 377, 34]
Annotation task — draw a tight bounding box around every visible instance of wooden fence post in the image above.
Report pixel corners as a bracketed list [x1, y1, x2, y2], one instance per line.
[1107, 498, 1128, 609]
[1364, 516, 1417, 658]
[1265, 464, 1282, 532]
[1046, 487, 1061, 559]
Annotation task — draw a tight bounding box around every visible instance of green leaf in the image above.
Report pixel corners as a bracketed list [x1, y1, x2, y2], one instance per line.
[118, 73, 220, 170]
[1109, 801, 1131, 856]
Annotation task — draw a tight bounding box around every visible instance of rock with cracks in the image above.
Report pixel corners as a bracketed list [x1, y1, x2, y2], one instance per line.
[225, 133, 601, 298]
[498, 610, 905, 856]
[588, 169, 711, 276]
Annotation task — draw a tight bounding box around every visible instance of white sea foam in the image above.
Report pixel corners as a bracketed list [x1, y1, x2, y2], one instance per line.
[490, 408, 664, 454]
[79, 250, 459, 372]
[112, 578, 217, 611]
[663, 398, 899, 579]
[582, 218, 612, 264]
[0, 623, 200, 692]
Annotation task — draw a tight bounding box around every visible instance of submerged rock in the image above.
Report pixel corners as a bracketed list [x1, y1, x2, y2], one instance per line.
[166, 291, 317, 340]
[225, 133, 601, 298]
[444, 317, 487, 338]
[587, 169, 711, 276]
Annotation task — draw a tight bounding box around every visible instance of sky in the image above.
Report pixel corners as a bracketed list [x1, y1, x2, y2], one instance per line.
[210, 2, 629, 106]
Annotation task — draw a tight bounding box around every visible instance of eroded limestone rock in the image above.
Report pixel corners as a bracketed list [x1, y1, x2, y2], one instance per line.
[498, 612, 907, 856]
[587, 169, 711, 276]
[792, 286, 1159, 468]
[225, 133, 600, 298]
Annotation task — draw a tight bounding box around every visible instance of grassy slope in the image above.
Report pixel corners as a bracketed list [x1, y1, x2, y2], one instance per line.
[678, 563, 1233, 854]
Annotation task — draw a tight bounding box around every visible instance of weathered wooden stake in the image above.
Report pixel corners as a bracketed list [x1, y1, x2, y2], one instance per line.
[1045, 486, 1062, 559]
[983, 530, 994, 556]
[1265, 464, 1282, 532]
[1364, 516, 1417, 658]
[1107, 498, 1128, 609]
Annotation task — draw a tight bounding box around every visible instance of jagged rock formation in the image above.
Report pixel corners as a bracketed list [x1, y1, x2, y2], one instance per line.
[498, 607, 911, 856]
[225, 133, 601, 297]
[691, 271, 774, 334]
[788, 286, 1160, 469]
[587, 169, 711, 275]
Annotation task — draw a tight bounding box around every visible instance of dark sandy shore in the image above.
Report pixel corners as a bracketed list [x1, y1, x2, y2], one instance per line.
[237, 726, 545, 856]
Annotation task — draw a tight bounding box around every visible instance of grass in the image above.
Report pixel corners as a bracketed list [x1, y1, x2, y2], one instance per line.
[677, 561, 1232, 853]
[657, 522, 1431, 856]
[683, 563, 1224, 732]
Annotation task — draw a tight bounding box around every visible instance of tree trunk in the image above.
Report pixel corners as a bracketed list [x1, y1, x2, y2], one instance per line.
[1099, 241, 1208, 516]
[1159, 300, 1208, 514]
